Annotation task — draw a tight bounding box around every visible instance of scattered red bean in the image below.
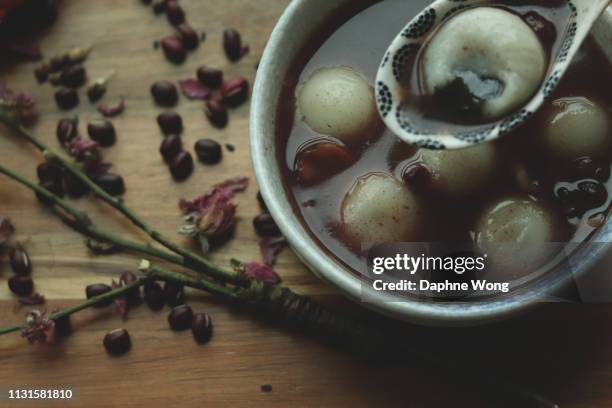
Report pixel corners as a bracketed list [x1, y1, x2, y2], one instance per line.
[253, 213, 280, 237]
[194, 139, 222, 165]
[36, 180, 64, 205]
[9, 248, 31, 275]
[165, 0, 185, 26]
[191, 312, 213, 344]
[163, 281, 185, 306]
[160, 134, 183, 162]
[205, 99, 228, 128]
[220, 77, 249, 107]
[176, 23, 199, 50]
[168, 304, 193, 331]
[151, 80, 179, 106]
[86, 283, 113, 307]
[196, 66, 223, 89]
[103, 328, 132, 355]
[169, 151, 194, 181]
[8, 275, 34, 297]
[223, 28, 248, 62]
[95, 173, 125, 196]
[56, 117, 78, 144]
[54, 88, 79, 110]
[144, 281, 165, 310]
[161, 36, 186, 64]
[54, 314, 72, 337]
[157, 112, 183, 134]
[60, 64, 87, 88]
[37, 161, 62, 184]
[87, 119, 116, 147]
[62, 170, 89, 198]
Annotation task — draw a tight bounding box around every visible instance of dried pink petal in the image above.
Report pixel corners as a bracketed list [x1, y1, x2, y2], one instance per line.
[179, 78, 211, 100]
[97, 96, 125, 117]
[178, 177, 249, 245]
[0, 215, 15, 246]
[259, 236, 287, 266]
[64, 136, 101, 162]
[0, 82, 37, 124]
[21, 309, 55, 344]
[111, 279, 128, 320]
[242, 261, 281, 285]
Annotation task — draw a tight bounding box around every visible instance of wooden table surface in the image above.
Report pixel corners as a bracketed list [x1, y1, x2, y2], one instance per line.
[1, 1, 612, 407]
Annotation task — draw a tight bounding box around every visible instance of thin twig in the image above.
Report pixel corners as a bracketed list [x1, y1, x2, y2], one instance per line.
[0, 274, 149, 336]
[0, 116, 243, 285]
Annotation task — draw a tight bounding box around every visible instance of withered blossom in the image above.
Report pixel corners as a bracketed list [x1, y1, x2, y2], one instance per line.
[63, 136, 101, 163]
[232, 260, 281, 285]
[178, 177, 249, 253]
[0, 82, 36, 124]
[111, 279, 128, 320]
[0, 215, 15, 246]
[259, 236, 288, 266]
[21, 309, 55, 344]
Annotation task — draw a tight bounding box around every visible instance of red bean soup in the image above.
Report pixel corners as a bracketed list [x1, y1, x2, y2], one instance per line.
[275, 0, 612, 294]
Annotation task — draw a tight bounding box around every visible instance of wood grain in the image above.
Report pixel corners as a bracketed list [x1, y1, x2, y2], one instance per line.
[1, 1, 612, 407]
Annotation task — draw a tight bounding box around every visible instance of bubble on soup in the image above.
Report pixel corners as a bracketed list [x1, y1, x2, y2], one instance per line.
[542, 97, 611, 161]
[296, 66, 377, 142]
[341, 173, 421, 246]
[418, 143, 496, 197]
[475, 198, 560, 278]
[421, 7, 546, 120]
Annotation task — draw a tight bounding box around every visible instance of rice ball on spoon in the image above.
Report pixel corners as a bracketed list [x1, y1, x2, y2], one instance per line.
[422, 7, 546, 120]
[341, 173, 422, 246]
[297, 66, 377, 143]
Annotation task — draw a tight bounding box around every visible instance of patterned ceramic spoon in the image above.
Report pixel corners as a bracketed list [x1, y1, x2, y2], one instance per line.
[375, 0, 609, 150]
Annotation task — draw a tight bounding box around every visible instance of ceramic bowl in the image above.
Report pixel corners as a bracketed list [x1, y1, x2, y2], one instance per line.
[250, 0, 612, 326]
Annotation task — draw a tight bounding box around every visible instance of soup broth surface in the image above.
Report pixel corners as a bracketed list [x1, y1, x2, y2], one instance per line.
[276, 0, 612, 297]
